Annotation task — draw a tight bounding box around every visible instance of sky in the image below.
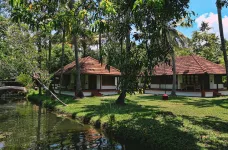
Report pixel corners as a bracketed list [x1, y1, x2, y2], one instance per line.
[177, 0, 228, 39]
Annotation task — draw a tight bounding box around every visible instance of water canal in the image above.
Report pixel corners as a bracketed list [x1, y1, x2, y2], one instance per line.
[0, 101, 146, 150]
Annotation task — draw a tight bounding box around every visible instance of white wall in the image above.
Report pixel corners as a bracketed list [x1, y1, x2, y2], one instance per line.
[145, 90, 214, 97]
[150, 84, 175, 89]
[100, 91, 118, 95]
[115, 77, 118, 86]
[54, 90, 92, 97]
[178, 75, 182, 89]
[145, 89, 171, 95]
[218, 90, 228, 96]
[176, 91, 201, 97]
[205, 92, 213, 97]
[209, 75, 224, 89]
[97, 75, 101, 89]
[101, 85, 117, 89]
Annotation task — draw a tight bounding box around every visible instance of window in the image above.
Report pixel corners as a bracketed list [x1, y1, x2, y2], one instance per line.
[183, 75, 186, 83]
[102, 76, 115, 85]
[150, 76, 160, 84]
[187, 76, 190, 84]
[195, 75, 198, 84]
[214, 75, 222, 84]
[183, 75, 199, 84]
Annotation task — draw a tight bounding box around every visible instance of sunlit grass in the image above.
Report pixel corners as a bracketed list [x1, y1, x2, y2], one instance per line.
[130, 95, 228, 121]
[28, 91, 228, 149]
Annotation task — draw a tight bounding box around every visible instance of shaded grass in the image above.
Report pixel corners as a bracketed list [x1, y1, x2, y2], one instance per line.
[28, 90, 228, 150]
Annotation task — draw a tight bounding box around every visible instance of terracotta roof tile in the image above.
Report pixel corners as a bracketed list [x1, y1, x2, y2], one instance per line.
[153, 55, 226, 75]
[55, 56, 121, 76]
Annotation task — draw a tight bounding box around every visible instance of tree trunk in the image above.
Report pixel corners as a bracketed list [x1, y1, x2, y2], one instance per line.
[98, 2, 102, 64]
[217, 2, 228, 89]
[44, 40, 48, 69]
[115, 9, 131, 105]
[116, 90, 126, 105]
[73, 35, 84, 98]
[38, 37, 42, 95]
[59, 26, 65, 95]
[171, 49, 177, 96]
[82, 36, 86, 57]
[99, 29, 102, 63]
[48, 35, 52, 73]
[143, 73, 148, 94]
[120, 38, 123, 67]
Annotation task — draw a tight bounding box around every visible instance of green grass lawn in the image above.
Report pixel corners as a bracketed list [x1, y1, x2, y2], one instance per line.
[29, 92, 228, 150]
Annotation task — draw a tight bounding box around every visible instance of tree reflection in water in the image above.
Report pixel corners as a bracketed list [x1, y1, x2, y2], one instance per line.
[0, 102, 124, 150]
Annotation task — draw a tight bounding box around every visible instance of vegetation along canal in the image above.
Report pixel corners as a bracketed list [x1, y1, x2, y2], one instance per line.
[0, 101, 149, 150]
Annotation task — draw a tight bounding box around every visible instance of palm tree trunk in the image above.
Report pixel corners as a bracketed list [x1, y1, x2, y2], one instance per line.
[73, 34, 84, 98]
[217, 2, 228, 89]
[82, 36, 86, 57]
[99, 29, 102, 63]
[98, 1, 102, 63]
[48, 35, 52, 73]
[171, 49, 177, 96]
[38, 37, 42, 95]
[59, 25, 65, 95]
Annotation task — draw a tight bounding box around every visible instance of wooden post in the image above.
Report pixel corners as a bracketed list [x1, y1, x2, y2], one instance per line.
[217, 83, 219, 92]
[201, 78, 205, 97]
[165, 75, 167, 94]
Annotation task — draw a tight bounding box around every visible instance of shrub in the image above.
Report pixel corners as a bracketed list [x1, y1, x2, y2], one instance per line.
[16, 73, 33, 88]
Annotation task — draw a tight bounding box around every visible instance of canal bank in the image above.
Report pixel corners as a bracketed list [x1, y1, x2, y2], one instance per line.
[0, 101, 143, 149]
[27, 90, 206, 150]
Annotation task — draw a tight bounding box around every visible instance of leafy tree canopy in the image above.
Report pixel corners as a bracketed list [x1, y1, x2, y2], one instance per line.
[191, 22, 222, 63]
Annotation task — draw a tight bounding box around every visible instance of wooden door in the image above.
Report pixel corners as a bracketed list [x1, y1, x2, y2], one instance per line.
[89, 75, 97, 89]
[199, 74, 209, 90]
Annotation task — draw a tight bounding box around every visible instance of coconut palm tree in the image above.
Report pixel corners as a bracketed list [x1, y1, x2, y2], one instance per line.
[216, 0, 228, 89]
[164, 24, 188, 96]
[58, 24, 65, 95]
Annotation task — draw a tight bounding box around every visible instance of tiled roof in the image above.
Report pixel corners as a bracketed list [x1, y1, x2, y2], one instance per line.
[153, 55, 226, 75]
[55, 56, 121, 76]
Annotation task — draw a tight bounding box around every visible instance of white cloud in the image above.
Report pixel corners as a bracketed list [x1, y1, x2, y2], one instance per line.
[195, 12, 228, 39]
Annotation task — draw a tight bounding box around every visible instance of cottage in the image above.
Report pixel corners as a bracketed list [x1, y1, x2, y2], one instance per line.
[53, 56, 121, 96]
[145, 55, 228, 97]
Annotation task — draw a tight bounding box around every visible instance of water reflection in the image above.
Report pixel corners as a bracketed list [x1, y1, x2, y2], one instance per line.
[0, 102, 124, 150]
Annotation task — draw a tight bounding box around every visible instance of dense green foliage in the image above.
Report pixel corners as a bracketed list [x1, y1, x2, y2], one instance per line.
[0, 16, 38, 79]
[49, 44, 74, 73]
[2, 0, 194, 101]
[16, 73, 33, 87]
[28, 91, 228, 149]
[191, 22, 222, 63]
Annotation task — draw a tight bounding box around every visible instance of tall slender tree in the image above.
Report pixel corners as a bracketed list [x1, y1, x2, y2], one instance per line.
[165, 27, 188, 96]
[216, 0, 228, 89]
[58, 24, 66, 95]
